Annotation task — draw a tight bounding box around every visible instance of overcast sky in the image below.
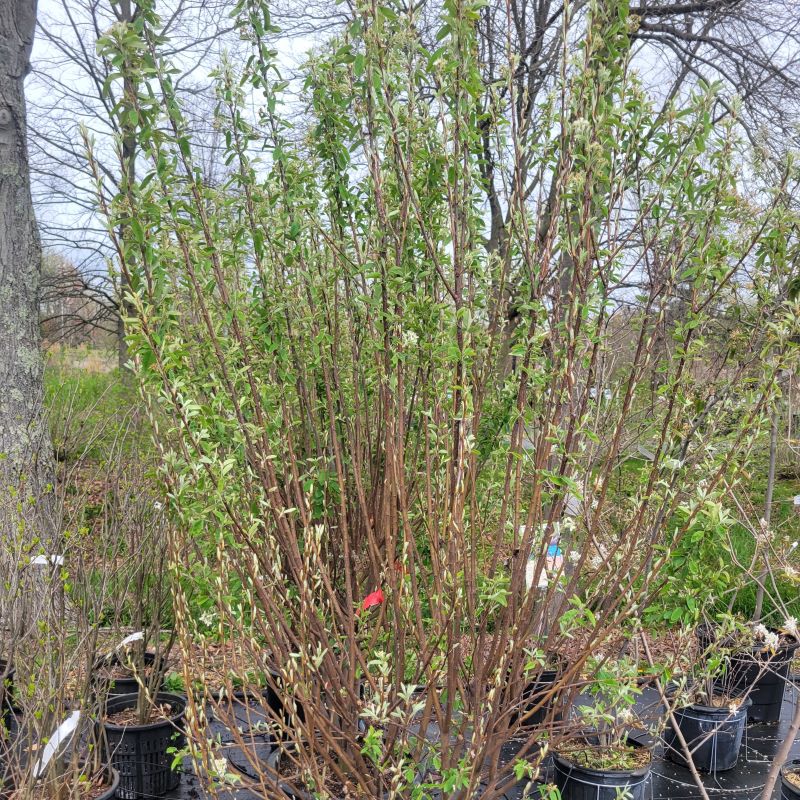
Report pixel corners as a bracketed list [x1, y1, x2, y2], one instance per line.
[27, 0, 322, 276]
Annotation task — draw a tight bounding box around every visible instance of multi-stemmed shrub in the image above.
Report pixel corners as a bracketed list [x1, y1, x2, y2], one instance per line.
[89, 0, 800, 796]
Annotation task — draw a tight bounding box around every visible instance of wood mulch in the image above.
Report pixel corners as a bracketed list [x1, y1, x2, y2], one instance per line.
[105, 701, 176, 727]
[559, 626, 695, 676]
[169, 638, 268, 694]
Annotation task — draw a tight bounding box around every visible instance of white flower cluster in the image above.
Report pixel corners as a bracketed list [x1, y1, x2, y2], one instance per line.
[617, 708, 636, 724]
[199, 609, 216, 627]
[752, 623, 780, 651]
[401, 329, 418, 347]
[753, 623, 769, 639]
[783, 617, 799, 639]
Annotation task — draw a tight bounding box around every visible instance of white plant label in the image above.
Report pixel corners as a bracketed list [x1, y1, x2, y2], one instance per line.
[31, 554, 64, 567]
[117, 631, 145, 649]
[34, 711, 80, 778]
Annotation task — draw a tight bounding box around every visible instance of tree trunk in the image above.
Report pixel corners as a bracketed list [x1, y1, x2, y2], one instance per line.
[0, 0, 55, 543]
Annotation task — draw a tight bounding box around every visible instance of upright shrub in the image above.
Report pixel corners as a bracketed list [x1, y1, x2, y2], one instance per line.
[90, 0, 800, 796]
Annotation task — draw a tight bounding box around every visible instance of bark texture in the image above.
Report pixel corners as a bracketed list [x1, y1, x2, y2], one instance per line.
[0, 0, 54, 541]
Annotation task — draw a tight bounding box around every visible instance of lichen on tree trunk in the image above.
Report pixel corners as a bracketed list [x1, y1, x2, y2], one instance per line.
[0, 0, 55, 549]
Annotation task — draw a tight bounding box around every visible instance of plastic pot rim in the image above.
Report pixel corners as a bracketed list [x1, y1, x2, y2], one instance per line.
[94, 766, 120, 800]
[102, 691, 186, 733]
[92, 649, 160, 676]
[674, 696, 752, 717]
[781, 760, 800, 797]
[553, 738, 652, 780]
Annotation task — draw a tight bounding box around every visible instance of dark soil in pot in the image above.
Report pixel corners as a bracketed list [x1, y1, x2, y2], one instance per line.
[716, 638, 799, 723]
[782, 760, 800, 800]
[102, 691, 186, 799]
[553, 736, 652, 800]
[664, 696, 751, 772]
[94, 651, 163, 697]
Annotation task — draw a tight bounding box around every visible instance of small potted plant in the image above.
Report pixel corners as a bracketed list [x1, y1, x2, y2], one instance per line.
[716, 622, 799, 723]
[5, 705, 121, 800]
[99, 629, 183, 798]
[663, 655, 751, 772]
[62, 762, 120, 800]
[781, 759, 800, 800]
[102, 686, 186, 799]
[49, 730, 121, 800]
[553, 656, 652, 800]
[98, 514, 185, 799]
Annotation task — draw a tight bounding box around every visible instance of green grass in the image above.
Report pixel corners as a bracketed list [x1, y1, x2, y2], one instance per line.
[45, 348, 149, 463]
[727, 470, 800, 621]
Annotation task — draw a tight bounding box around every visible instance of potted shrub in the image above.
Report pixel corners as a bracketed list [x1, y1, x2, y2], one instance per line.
[553, 657, 652, 800]
[98, 630, 181, 799]
[68, 715, 122, 800]
[664, 660, 752, 773]
[33, 761, 121, 799]
[716, 623, 799, 723]
[44, 751, 121, 800]
[102, 689, 186, 799]
[781, 759, 800, 800]
[98, 513, 183, 798]
[695, 619, 738, 652]
[6, 707, 121, 800]
[64, 764, 120, 800]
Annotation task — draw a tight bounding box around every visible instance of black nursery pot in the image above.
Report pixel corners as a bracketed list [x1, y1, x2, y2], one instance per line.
[553, 738, 651, 800]
[265, 666, 305, 727]
[664, 697, 751, 772]
[0, 661, 15, 729]
[103, 691, 186, 799]
[90, 767, 121, 800]
[717, 641, 799, 723]
[95, 651, 162, 697]
[695, 623, 737, 652]
[782, 760, 800, 800]
[510, 663, 564, 728]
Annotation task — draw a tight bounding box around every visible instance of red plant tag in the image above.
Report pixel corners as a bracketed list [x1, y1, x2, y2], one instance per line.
[360, 588, 385, 613]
